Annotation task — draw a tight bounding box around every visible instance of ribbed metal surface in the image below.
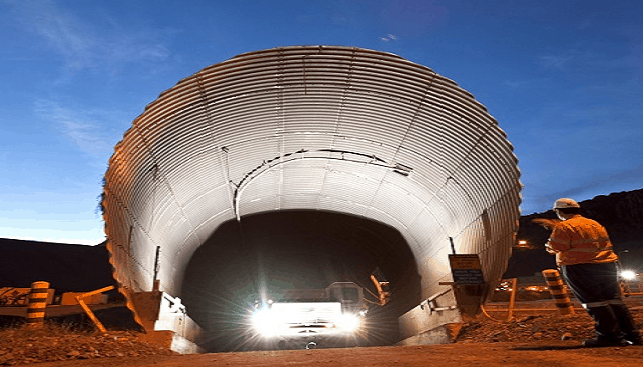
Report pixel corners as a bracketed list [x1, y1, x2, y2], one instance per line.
[103, 46, 521, 305]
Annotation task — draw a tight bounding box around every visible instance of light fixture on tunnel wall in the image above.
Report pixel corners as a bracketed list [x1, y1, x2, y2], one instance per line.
[102, 46, 522, 328]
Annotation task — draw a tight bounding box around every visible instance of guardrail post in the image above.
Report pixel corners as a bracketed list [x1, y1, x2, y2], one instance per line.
[27, 281, 49, 327]
[542, 269, 575, 315]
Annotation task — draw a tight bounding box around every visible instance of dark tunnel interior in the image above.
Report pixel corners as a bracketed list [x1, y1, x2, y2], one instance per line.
[180, 210, 422, 352]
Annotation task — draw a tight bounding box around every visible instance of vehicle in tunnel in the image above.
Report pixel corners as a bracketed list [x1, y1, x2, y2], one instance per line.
[180, 210, 420, 351]
[249, 282, 368, 349]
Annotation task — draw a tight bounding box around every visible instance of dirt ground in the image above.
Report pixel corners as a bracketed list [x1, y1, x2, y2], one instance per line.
[2, 306, 643, 366]
[25, 342, 643, 367]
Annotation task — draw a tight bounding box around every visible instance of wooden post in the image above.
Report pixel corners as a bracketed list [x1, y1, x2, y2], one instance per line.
[75, 285, 115, 333]
[27, 281, 49, 327]
[507, 278, 517, 321]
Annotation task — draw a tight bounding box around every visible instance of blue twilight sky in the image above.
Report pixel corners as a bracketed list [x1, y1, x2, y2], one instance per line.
[1, 0, 641, 245]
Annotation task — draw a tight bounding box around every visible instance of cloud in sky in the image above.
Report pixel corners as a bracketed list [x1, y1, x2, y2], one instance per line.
[34, 99, 114, 159]
[379, 34, 398, 42]
[546, 163, 643, 203]
[539, 54, 575, 70]
[330, 15, 348, 26]
[503, 78, 552, 89]
[5, 0, 172, 74]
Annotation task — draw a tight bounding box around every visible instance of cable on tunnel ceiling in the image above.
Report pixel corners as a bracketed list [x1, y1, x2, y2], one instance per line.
[231, 149, 414, 221]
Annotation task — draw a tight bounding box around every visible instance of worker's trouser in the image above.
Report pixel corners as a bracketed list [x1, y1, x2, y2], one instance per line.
[560, 262, 639, 341]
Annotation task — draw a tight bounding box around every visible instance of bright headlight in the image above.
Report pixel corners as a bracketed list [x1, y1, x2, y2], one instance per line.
[252, 309, 278, 337]
[337, 314, 360, 332]
[621, 270, 637, 281]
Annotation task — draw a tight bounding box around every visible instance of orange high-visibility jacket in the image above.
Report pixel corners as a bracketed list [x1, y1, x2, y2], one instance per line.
[546, 215, 618, 266]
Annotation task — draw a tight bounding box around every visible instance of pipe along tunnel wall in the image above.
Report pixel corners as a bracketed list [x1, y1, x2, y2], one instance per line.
[101, 46, 521, 348]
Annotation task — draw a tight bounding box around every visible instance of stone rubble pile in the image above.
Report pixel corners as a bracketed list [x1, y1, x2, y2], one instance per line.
[0, 325, 175, 366]
[458, 308, 643, 344]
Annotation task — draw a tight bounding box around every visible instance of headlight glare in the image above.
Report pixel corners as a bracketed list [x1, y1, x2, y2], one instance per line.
[621, 270, 637, 280]
[252, 309, 278, 337]
[337, 314, 360, 332]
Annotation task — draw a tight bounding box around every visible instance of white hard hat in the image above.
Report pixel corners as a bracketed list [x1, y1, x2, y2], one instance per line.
[553, 198, 580, 209]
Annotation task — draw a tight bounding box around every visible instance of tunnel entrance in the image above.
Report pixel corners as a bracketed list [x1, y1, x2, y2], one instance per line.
[181, 210, 421, 351]
[102, 46, 521, 351]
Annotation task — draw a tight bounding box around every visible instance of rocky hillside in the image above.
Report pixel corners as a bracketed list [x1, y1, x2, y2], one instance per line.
[0, 239, 115, 295]
[504, 188, 643, 278]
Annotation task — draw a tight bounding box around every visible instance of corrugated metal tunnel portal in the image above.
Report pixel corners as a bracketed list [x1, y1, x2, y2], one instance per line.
[102, 46, 521, 347]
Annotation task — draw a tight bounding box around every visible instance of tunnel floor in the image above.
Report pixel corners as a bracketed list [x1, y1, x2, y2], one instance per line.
[180, 210, 422, 352]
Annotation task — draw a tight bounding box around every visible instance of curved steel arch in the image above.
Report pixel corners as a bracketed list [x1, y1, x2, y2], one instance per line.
[102, 46, 521, 314]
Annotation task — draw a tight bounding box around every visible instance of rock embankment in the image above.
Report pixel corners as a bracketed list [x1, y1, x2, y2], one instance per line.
[0, 325, 175, 366]
[459, 308, 643, 344]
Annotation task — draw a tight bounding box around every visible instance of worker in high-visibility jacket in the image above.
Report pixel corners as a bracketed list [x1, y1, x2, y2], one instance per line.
[543, 198, 640, 347]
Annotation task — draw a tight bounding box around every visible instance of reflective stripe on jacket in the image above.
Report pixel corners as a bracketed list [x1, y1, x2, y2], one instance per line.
[546, 215, 618, 266]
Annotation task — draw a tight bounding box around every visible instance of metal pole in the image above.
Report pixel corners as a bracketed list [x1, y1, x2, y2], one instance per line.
[153, 245, 161, 290]
[449, 237, 456, 254]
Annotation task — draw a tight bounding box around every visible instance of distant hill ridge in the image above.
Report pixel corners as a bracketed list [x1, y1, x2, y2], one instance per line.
[504, 188, 643, 278]
[0, 238, 113, 293]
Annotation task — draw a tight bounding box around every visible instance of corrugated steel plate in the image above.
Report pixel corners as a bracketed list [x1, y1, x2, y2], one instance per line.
[102, 46, 521, 304]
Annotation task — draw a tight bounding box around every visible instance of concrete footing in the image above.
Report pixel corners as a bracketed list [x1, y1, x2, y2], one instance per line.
[128, 290, 205, 354]
[397, 286, 473, 345]
[139, 330, 205, 354]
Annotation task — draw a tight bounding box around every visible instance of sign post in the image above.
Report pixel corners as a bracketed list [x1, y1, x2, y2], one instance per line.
[448, 254, 486, 317]
[448, 254, 485, 285]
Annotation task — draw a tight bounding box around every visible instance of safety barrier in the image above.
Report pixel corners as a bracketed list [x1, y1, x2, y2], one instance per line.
[27, 281, 49, 327]
[75, 285, 115, 333]
[541, 269, 575, 315]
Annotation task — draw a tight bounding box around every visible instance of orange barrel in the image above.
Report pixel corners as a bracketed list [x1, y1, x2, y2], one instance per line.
[27, 281, 49, 327]
[542, 269, 575, 315]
